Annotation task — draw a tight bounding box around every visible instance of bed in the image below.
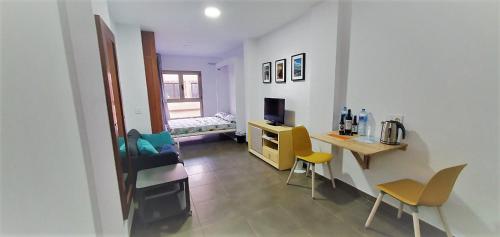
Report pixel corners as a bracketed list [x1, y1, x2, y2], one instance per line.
[167, 112, 236, 147]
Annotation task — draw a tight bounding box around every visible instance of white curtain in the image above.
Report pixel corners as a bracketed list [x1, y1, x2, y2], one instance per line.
[157, 54, 170, 130]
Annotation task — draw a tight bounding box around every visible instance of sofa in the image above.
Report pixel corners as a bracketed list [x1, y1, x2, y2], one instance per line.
[127, 129, 187, 221]
[127, 129, 183, 173]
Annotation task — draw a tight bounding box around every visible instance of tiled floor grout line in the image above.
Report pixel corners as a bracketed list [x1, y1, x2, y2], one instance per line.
[275, 202, 314, 234]
[244, 218, 260, 237]
[188, 193, 204, 233]
[133, 139, 443, 237]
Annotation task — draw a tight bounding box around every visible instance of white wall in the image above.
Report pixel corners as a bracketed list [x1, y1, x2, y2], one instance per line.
[0, 0, 3, 229]
[497, 2, 500, 229]
[234, 56, 246, 133]
[65, 0, 131, 235]
[339, 1, 498, 236]
[244, 1, 339, 148]
[226, 64, 237, 115]
[93, 0, 152, 134]
[91, 0, 115, 31]
[217, 46, 246, 133]
[161, 55, 230, 116]
[1, 0, 131, 235]
[1, 1, 97, 235]
[243, 0, 499, 236]
[217, 67, 230, 115]
[115, 23, 152, 133]
[244, 39, 258, 135]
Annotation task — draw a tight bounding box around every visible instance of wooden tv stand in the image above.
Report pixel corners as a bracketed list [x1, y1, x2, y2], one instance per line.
[247, 121, 294, 170]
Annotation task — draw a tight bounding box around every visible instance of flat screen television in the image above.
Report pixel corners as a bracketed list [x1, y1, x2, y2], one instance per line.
[264, 98, 285, 125]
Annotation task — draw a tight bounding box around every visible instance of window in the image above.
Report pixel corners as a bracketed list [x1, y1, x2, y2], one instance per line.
[162, 71, 203, 119]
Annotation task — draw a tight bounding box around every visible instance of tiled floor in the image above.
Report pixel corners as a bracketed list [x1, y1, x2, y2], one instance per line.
[131, 136, 445, 237]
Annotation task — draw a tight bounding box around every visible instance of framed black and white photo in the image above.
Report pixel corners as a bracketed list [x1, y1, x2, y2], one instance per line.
[275, 59, 286, 83]
[262, 62, 272, 83]
[291, 53, 305, 81]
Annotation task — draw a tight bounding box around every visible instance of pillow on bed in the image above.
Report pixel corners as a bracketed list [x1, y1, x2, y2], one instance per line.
[224, 114, 236, 123]
[214, 112, 228, 120]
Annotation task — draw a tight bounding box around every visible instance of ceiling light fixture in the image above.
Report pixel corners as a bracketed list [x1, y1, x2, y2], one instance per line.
[204, 6, 221, 19]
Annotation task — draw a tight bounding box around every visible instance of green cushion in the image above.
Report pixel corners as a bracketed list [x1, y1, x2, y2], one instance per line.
[137, 138, 159, 156]
[119, 143, 127, 158]
[141, 131, 174, 150]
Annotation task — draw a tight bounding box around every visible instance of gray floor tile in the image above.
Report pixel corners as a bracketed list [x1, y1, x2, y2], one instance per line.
[190, 182, 227, 204]
[195, 195, 242, 226]
[185, 163, 215, 175]
[131, 136, 444, 237]
[202, 217, 256, 237]
[246, 205, 304, 237]
[132, 213, 203, 237]
[167, 228, 206, 237]
[188, 171, 219, 188]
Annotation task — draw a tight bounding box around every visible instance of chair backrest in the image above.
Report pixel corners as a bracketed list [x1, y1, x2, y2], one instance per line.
[417, 164, 466, 206]
[292, 126, 313, 157]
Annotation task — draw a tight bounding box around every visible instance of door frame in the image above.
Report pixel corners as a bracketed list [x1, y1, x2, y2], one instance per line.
[95, 15, 133, 220]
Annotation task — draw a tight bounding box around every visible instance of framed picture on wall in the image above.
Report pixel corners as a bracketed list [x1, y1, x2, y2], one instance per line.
[275, 59, 286, 83]
[291, 53, 305, 81]
[262, 62, 272, 83]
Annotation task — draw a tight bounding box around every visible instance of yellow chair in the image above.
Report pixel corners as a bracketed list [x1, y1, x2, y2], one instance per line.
[286, 126, 335, 199]
[365, 164, 466, 237]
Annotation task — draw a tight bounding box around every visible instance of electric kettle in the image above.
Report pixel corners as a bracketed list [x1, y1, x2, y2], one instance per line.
[380, 120, 406, 145]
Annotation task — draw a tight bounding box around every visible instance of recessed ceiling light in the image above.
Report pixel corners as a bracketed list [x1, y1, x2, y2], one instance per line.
[204, 6, 221, 19]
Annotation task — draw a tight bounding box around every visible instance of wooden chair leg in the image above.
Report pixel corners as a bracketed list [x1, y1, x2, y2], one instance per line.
[311, 164, 316, 199]
[365, 192, 384, 228]
[437, 206, 452, 237]
[286, 158, 298, 184]
[306, 162, 311, 177]
[326, 161, 336, 189]
[397, 202, 404, 219]
[412, 207, 421, 237]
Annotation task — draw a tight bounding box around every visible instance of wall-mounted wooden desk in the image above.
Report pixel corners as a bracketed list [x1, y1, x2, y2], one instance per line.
[311, 133, 407, 169]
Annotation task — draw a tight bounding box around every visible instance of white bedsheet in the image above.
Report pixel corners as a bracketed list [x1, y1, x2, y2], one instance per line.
[168, 117, 236, 136]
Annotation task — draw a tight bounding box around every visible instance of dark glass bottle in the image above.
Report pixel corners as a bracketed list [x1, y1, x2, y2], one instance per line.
[339, 115, 345, 135]
[345, 109, 353, 135]
[352, 115, 358, 135]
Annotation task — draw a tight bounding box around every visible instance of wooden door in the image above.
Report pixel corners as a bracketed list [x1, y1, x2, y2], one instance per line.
[141, 31, 164, 133]
[95, 15, 133, 219]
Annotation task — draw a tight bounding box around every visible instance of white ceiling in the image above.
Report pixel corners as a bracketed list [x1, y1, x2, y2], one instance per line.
[108, 0, 322, 57]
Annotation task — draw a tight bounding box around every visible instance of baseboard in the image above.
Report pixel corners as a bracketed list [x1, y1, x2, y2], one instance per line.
[315, 174, 447, 235]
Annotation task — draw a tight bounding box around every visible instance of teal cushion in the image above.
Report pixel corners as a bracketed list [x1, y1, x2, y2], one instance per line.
[137, 138, 159, 156]
[119, 143, 127, 158]
[141, 131, 174, 150]
[117, 136, 125, 147]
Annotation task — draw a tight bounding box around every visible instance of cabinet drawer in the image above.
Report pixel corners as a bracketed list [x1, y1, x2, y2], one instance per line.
[263, 146, 279, 163]
[268, 149, 279, 163]
[262, 147, 269, 159]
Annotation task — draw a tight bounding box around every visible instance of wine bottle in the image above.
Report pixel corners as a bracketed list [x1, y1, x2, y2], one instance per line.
[339, 115, 345, 135]
[352, 115, 358, 135]
[345, 109, 353, 136]
[341, 107, 347, 119]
